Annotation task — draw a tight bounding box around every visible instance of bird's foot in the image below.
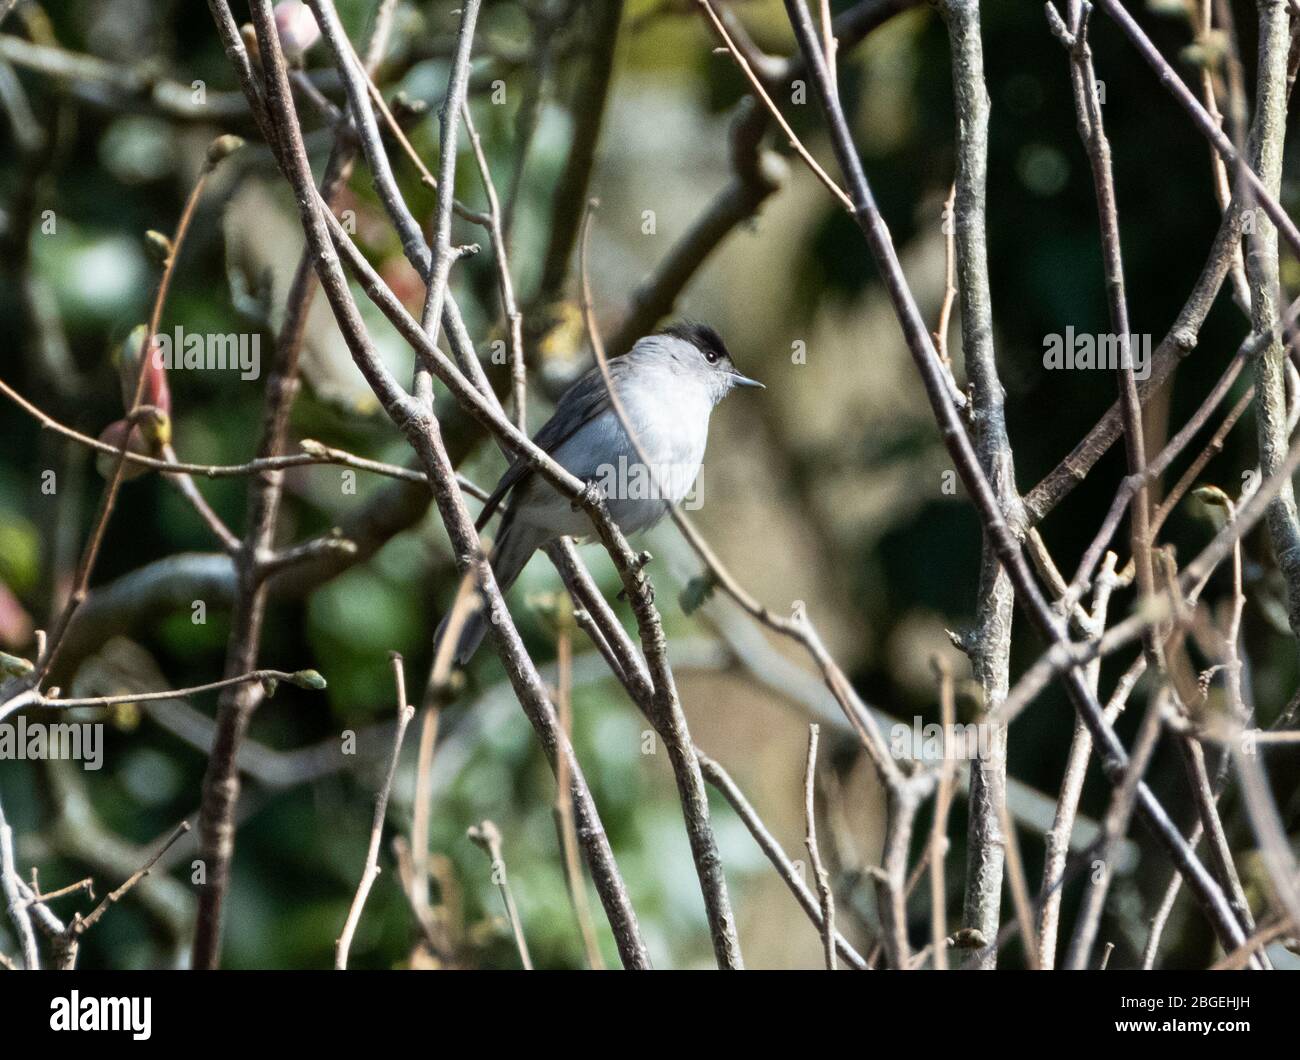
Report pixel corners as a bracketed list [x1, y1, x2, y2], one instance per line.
[617, 582, 655, 605]
[617, 552, 655, 603]
[573, 479, 605, 513]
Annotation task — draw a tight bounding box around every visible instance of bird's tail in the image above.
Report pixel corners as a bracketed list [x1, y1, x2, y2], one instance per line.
[434, 518, 545, 667]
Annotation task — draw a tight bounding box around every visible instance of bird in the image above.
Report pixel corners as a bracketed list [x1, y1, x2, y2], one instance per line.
[440, 322, 763, 665]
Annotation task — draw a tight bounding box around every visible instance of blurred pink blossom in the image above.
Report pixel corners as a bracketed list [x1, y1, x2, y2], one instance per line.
[275, 0, 321, 60]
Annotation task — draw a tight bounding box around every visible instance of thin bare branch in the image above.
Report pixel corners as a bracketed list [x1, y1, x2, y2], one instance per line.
[803, 725, 836, 970]
[335, 653, 416, 969]
[468, 820, 532, 970]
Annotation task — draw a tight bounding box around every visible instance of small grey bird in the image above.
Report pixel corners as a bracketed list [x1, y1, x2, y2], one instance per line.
[443, 322, 763, 665]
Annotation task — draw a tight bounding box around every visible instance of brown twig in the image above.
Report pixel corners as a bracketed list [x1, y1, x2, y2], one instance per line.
[929, 659, 958, 968]
[1037, 552, 1121, 967]
[335, 653, 416, 969]
[1095, 0, 1300, 259]
[468, 820, 532, 970]
[933, 183, 958, 367]
[17, 876, 93, 909]
[995, 782, 1040, 970]
[551, 610, 605, 969]
[1, 667, 325, 725]
[70, 821, 190, 938]
[803, 724, 836, 970]
[1211, 917, 1296, 969]
[1048, 2, 1157, 674]
[0, 379, 489, 497]
[462, 102, 527, 432]
[696, 750, 869, 970]
[1064, 689, 1168, 968]
[413, 0, 481, 407]
[696, 0, 853, 211]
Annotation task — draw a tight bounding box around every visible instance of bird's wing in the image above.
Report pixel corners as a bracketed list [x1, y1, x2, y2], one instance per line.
[474, 359, 627, 531]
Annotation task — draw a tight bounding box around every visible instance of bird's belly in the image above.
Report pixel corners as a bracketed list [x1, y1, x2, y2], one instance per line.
[513, 405, 706, 538]
[511, 477, 675, 538]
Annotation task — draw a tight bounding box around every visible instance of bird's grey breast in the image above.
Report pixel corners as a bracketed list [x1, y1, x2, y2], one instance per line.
[618, 368, 712, 487]
[513, 363, 713, 538]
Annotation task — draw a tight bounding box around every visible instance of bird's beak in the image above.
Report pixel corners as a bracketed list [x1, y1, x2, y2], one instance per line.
[731, 371, 765, 389]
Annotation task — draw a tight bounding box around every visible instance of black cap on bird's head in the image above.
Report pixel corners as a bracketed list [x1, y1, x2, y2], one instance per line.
[660, 321, 764, 389]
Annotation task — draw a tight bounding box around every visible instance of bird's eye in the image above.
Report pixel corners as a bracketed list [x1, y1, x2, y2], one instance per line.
[703, 349, 719, 364]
